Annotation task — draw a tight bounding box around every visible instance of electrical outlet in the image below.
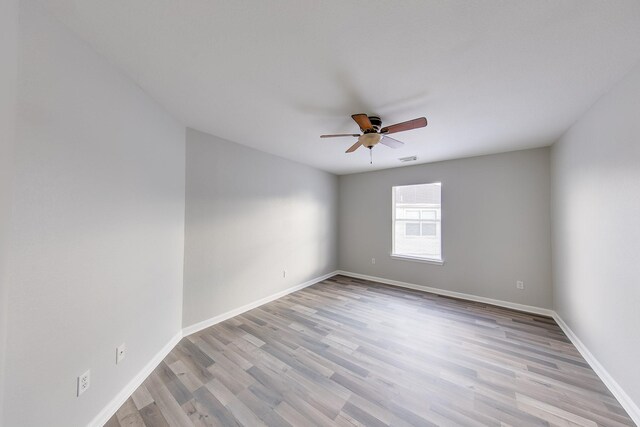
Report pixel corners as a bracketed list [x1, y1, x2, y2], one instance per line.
[371, 258, 376, 264]
[283, 270, 287, 278]
[516, 280, 524, 290]
[116, 343, 126, 364]
[77, 370, 90, 396]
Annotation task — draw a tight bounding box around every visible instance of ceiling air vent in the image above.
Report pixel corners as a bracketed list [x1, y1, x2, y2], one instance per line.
[398, 156, 417, 163]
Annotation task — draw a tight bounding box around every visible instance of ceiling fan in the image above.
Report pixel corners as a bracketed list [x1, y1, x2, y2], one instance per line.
[321, 114, 428, 157]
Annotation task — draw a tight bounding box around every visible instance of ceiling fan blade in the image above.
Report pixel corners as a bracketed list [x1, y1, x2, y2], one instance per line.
[351, 114, 373, 131]
[320, 133, 360, 138]
[380, 135, 404, 149]
[380, 117, 427, 135]
[345, 140, 363, 153]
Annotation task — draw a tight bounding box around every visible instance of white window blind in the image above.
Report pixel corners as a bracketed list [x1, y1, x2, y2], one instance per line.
[392, 183, 442, 262]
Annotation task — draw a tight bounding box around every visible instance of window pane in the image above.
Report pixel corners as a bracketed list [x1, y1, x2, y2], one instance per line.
[421, 210, 436, 220]
[393, 183, 441, 260]
[405, 209, 420, 219]
[421, 222, 436, 236]
[405, 222, 420, 236]
[396, 208, 419, 220]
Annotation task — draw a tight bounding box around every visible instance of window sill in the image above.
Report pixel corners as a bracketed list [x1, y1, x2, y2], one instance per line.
[390, 254, 444, 265]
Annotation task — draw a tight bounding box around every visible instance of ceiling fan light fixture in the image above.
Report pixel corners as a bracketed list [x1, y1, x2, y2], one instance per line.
[359, 133, 382, 148]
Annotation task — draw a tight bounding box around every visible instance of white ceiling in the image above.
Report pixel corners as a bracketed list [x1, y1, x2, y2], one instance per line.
[39, 0, 640, 174]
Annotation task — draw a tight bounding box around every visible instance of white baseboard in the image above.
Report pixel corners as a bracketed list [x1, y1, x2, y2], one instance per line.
[552, 313, 640, 425]
[182, 270, 339, 337]
[89, 330, 182, 427]
[336, 270, 555, 317]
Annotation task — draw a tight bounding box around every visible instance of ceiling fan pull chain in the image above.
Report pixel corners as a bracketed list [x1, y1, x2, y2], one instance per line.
[370, 147, 373, 164]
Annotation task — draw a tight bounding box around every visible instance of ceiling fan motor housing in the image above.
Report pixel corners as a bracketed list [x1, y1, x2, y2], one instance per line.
[367, 116, 382, 132]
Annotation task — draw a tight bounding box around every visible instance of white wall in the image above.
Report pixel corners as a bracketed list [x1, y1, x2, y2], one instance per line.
[339, 148, 553, 309]
[0, 0, 19, 422]
[552, 62, 640, 410]
[3, 2, 186, 426]
[182, 128, 338, 329]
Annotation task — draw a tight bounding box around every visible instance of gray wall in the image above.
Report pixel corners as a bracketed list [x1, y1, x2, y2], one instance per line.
[182, 128, 338, 328]
[339, 148, 553, 309]
[3, 2, 186, 426]
[0, 0, 18, 421]
[551, 63, 640, 406]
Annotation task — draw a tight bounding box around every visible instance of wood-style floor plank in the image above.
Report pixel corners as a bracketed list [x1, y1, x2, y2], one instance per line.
[105, 275, 634, 426]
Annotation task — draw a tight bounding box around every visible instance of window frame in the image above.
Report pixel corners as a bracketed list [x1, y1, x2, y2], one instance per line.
[391, 182, 444, 265]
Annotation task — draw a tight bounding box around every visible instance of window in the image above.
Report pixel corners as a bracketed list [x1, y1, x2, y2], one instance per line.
[392, 183, 442, 263]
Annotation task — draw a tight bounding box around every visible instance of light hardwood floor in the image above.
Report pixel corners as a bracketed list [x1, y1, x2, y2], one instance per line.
[105, 275, 634, 426]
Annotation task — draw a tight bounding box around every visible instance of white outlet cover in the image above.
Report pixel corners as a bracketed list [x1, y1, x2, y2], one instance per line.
[372, 258, 376, 264]
[77, 369, 90, 396]
[116, 343, 126, 364]
[517, 280, 524, 290]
